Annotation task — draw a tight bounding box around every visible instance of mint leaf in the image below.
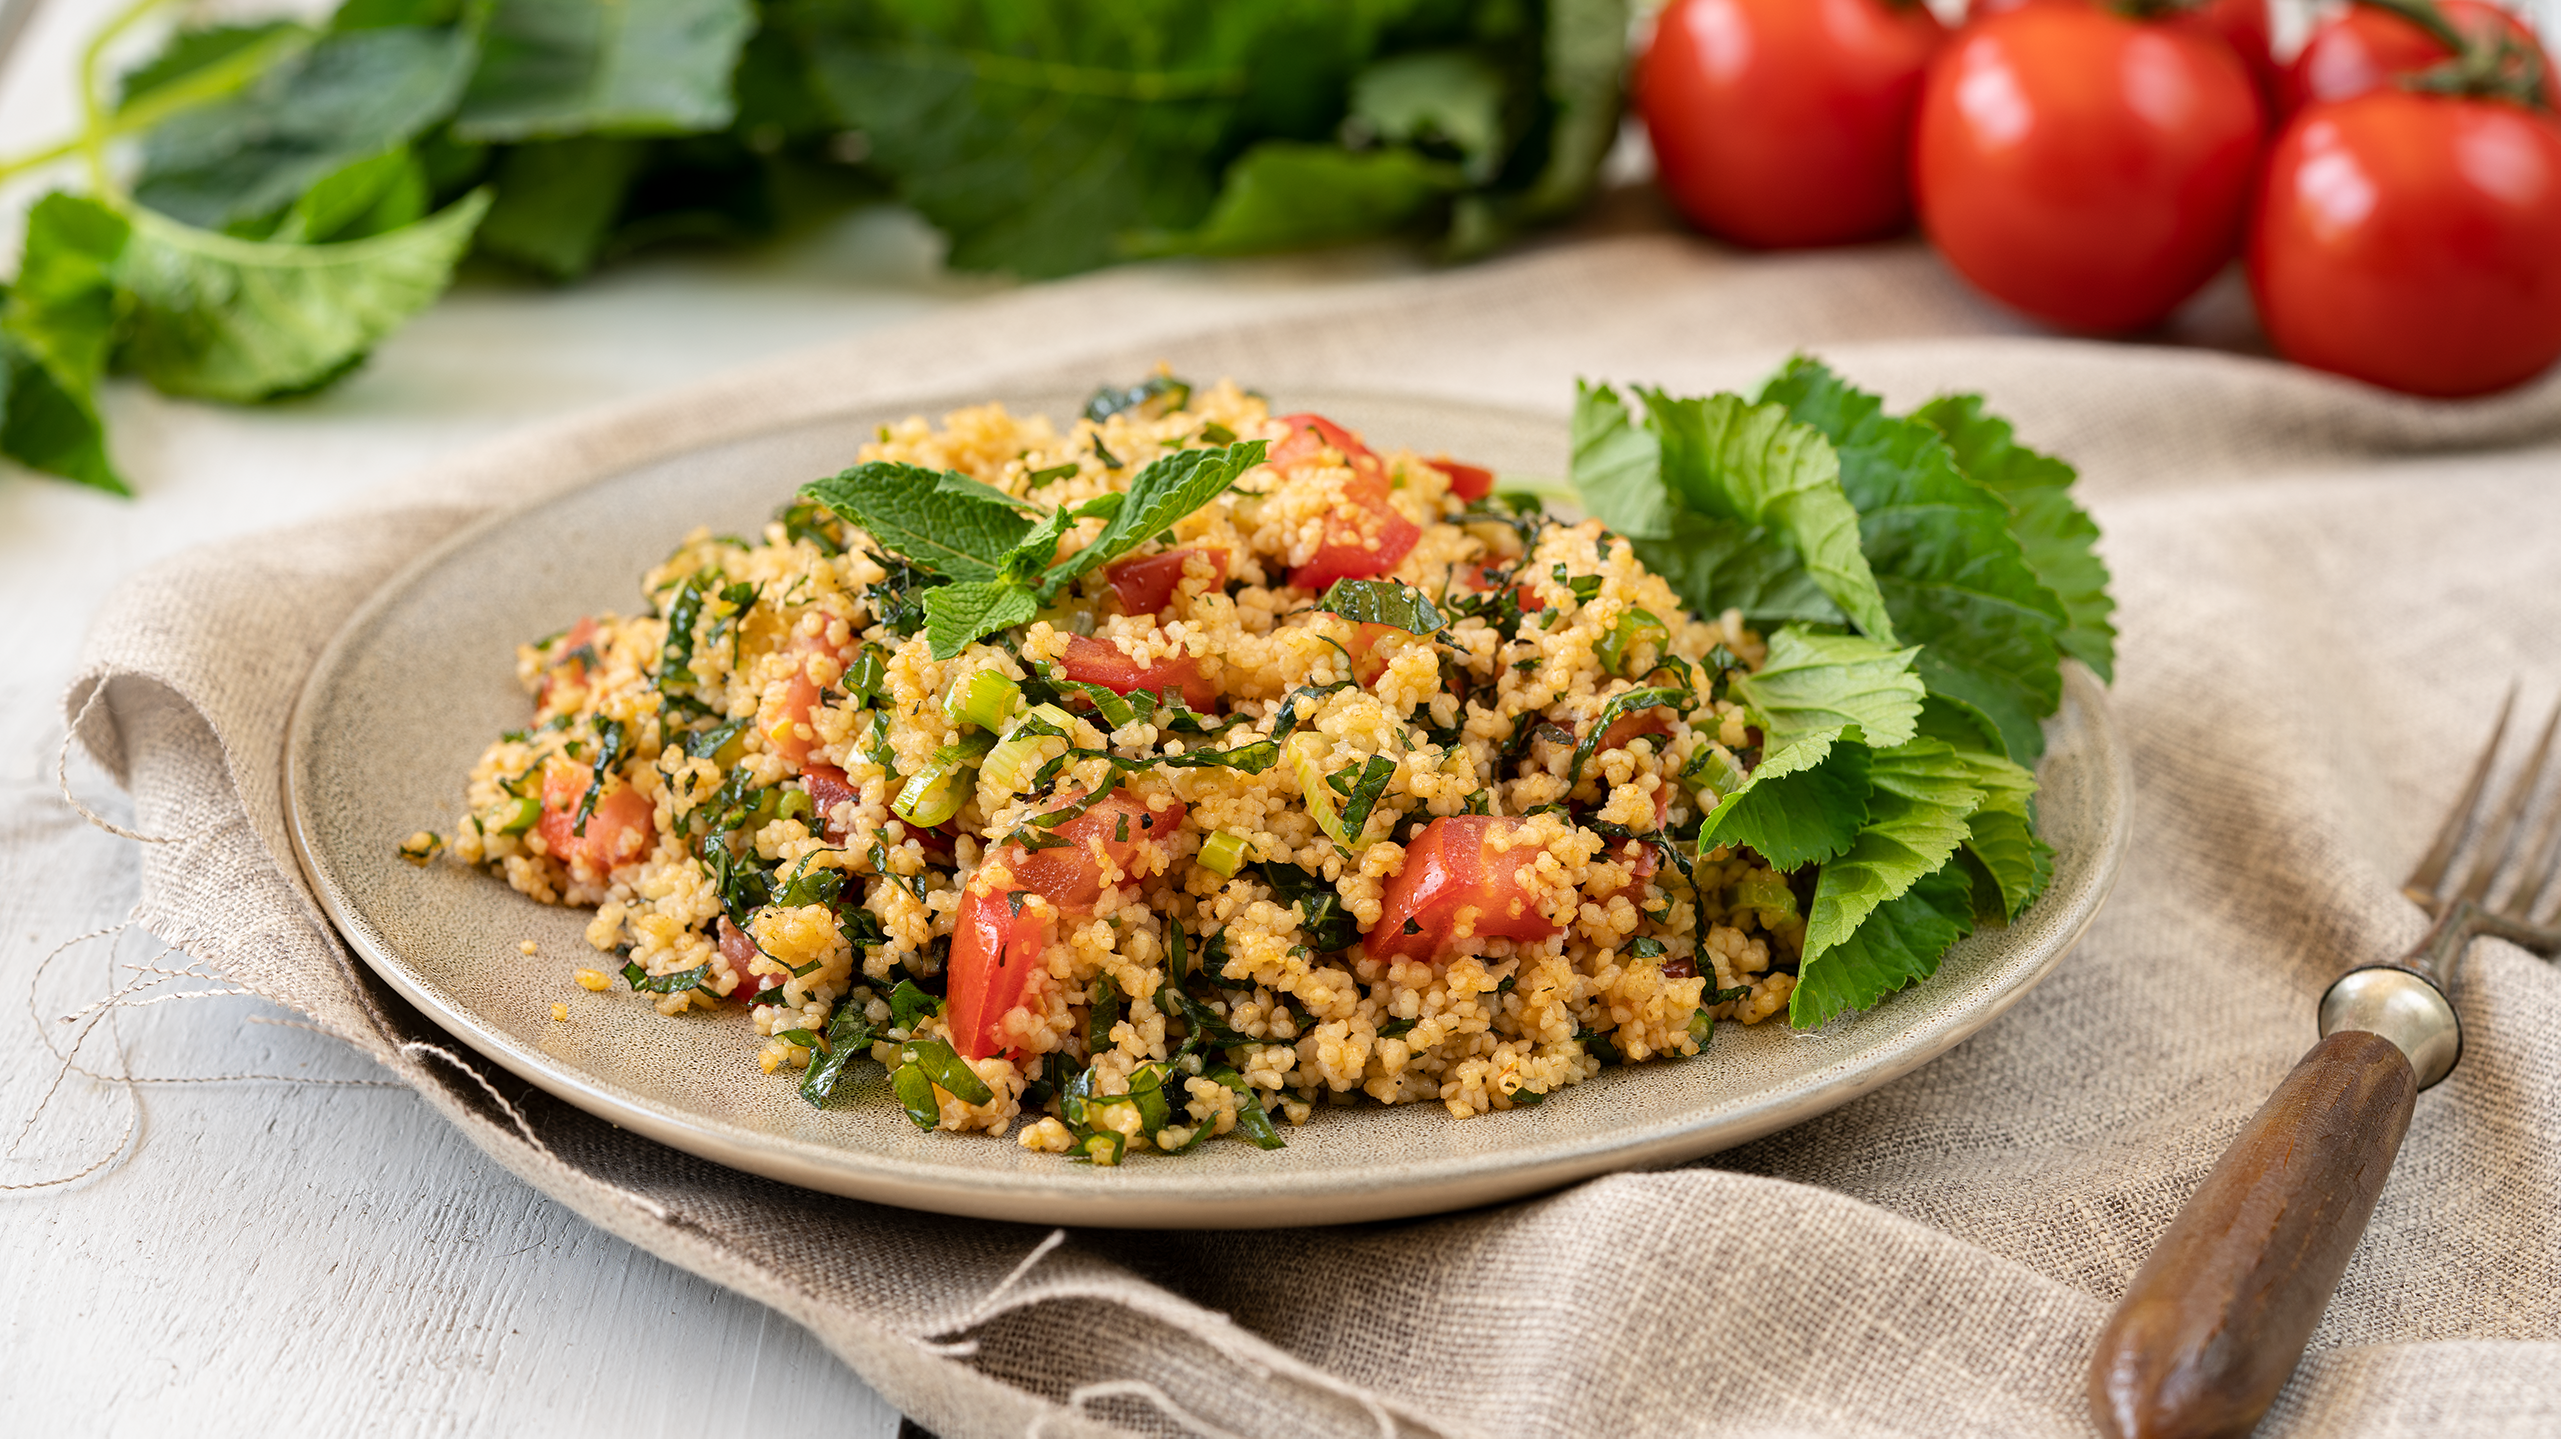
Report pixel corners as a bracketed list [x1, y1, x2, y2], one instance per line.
[1132, 143, 1462, 257]
[6, 194, 125, 409]
[800, 462, 1037, 583]
[1919, 696, 2051, 924]
[0, 325, 122, 494]
[934, 470, 1043, 514]
[268, 147, 431, 244]
[1635, 386, 1897, 645]
[452, 0, 755, 142]
[1802, 739, 1983, 960]
[134, 24, 475, 231]
[474, 137, 648, 278]
[1316, 579, 1444, 634]
[1789, 863, 1975, 1029]
[1569, 381, 1673, 541]
[1039, 440, 1267, 598]
[116, 191, 490, 402]
[1001, 492, 1124, 584]
[1918, 393, 2117, 685]
[1713, 738, 1870, 870]
[1730, 627, 1924, 754]
[922, 581, 1037, 660]
[1764, 359, 2066, 763]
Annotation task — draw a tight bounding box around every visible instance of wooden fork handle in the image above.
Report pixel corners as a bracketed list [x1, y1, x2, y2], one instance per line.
[2087, 1030, 2417, 1439]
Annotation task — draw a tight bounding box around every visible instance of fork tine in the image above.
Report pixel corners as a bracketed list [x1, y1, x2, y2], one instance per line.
[2457, 696, 2561, 906]
[2516, 788, 2561, 922]
[2405, 685, 2518, 909]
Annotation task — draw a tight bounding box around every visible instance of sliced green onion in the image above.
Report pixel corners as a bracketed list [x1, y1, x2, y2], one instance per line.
[491, 795, 541, 834]
[943, 668, 1023, 732]
[1736, 867, 1800, 930]
[1197, 830, 1252, 878]
[1079, 1131, 1125, 1165]
[981, 732, 1065, 796]
[1684, 744, 1748, 804]
[777, 790, 813, 823]
[1288, 733, 1352, 848]
[1598, 607, 1669, 676]
[1688, 1008, 1715, 1048]
[893, 732, 995, 827]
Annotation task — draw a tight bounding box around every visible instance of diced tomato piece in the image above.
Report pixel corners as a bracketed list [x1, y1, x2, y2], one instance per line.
[948, 884, 1047, 1061]
[1009, 789, 1188, 912]
[1598, 839, 1659, 912]
[537, 761, 654, 878]
[1269, 413, 1421, 591]
[758, 636, 840, 768]
[536, 616, 599, 709]
[801, 763, 859, 843]
[1366, 815, 1563, 965]
[716, 917, 779, 1000]
[1060, 634, 1219, 711]
[1345, 622, 1401, 687]
[1105, 548, 1228, 615]
[1458, 561, 1544, 612]
[1435, 458, 1495, 501]
[1268, 413, 1378, 472]
[947, 788, 1188, 1060]
[1596, 707, 1676, 755]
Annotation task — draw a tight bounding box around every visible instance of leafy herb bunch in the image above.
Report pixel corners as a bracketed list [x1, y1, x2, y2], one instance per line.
[1572, 358, 2116, 1027]
[0, 0, 1630, 496]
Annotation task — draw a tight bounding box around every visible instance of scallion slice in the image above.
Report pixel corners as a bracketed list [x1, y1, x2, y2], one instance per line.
[943, 668, 1023, 732]
[1197, 829, 1252, 877]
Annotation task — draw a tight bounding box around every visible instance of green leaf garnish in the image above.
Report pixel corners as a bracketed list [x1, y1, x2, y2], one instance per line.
[1315, 577, 1446, 634]
[1036, 439, 1267, 599]
[1917, 393, 2117, 685]
[452, 0, 755, 143]
[1787, 863, 1977, 1030]
[799, 461, 1036, 583]
[921, 580, 1039, 660]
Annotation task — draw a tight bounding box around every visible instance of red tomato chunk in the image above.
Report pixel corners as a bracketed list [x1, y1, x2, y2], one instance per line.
[1366, 815, 1563, 965]
[1270, 412, 1421, 591]
[948, 790, 1190, 1059]
[1434, 458, 1495, 501]
[716, 917, 778, 1000]
[1105, 547, 1228, 615]
[537, 761, 653, 879]
[1059, 634, 1219, 711]
[800, 762, 860, 843]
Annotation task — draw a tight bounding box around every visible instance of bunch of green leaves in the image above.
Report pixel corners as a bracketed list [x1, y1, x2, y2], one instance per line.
[797, 436, 1268, 658]
[3, 0, 1628, 495]
[1571, 359, 2111, 1029]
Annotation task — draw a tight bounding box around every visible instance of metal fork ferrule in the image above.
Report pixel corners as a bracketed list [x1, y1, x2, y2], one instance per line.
[2319, 967, 2462, 1090]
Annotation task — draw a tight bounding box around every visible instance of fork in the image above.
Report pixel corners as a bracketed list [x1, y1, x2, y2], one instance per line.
[2086, 688, 2561, 1439]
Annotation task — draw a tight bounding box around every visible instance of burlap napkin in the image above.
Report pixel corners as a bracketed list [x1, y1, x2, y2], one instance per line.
[64, 234, 2561, 1437]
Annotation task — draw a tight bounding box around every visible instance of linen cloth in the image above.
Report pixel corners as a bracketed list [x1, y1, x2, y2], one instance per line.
[61, 233, 2561, 1437]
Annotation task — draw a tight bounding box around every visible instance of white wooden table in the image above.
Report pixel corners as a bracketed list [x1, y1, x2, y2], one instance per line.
[0, 8, 987, 1431]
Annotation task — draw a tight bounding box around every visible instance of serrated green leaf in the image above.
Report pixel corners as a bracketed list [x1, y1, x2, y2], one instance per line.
[1764, 359, 2066, 763]
[800, 461, 1037, 582]
[1000, 491, 1124, 583]
[1918, 393, 2117, 684]
[134, 24, 476, 231]
[1353, 50, 1506, 182]
[1635, 386, 1897, 645]
[1917, 695, 2050, 923]
[1730, 627, 1924, 754]
[934, 469, 1044, 513]
[1130, 141, 1462, 257]
[453, 0, 755, 142]
[1039, 440, 1266, 598]
[5, 195, 127, 404]
[0, 325, 124, 494]
[922, 580, 1038, 660]
[473, 137, 648, 278]
[1961, 807, 2053, 924]
[1803, 738, 1983, 958]
[114, 190, 489, 403]
[269, 147, 430, 244]
[1789, 863, 1975, 1029]
[1712, 738, 1870, 870]
[1634, 510, 1848, 630]
[116, 21, 313, 114]
[1569, 381, 1673, 541]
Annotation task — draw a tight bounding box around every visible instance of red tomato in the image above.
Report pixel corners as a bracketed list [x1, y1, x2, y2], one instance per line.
[1059, 634, 1219, 711]
[1433, 458, 1495, 501]
[716, 917, 778, 1000]
[1458, 560, 1545, 612]
[536, 616, 598, 709]
[1104, 547, 1228, 615]
[1640, 0, 1948, 247]
[947, 789, 1188, 1059]
[801, 762, 859, 843]
[1972, 0, 2275, 98]
[1598, 839, 1661, 914]
[2248, 89, 2561, 397]
[1269, 413, 1421, 590]
[1915, 3, 2266, 333]
[1007, 789, 1189, 912]
[536, 760, 654, 878]
[1345, 621, 1402, 687]
[760, 634, 844, 768]
[948, 885, 1046, 1061]
[1367, 816, 1564, 965]
[2282, 0, 2545, 117]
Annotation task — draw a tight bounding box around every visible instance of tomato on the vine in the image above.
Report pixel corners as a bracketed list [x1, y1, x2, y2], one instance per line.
[2281, 0, 2548, 116]
[2249, 88, 2561, 396]
[1914, 1, 2266, 333]
[1638, 0, 1948, 248]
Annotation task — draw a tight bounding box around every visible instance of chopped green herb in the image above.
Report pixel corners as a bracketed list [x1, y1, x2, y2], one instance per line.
[622, 960, 712, 995]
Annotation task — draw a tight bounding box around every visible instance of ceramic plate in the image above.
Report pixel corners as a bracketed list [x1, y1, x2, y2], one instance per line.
[285, 387, 2129, 1229]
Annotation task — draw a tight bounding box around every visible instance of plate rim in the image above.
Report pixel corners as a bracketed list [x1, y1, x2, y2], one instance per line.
[283, 385, 2132, 1229]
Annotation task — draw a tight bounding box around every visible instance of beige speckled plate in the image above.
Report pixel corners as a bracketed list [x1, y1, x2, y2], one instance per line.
[285, 388, 2129, 1229]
